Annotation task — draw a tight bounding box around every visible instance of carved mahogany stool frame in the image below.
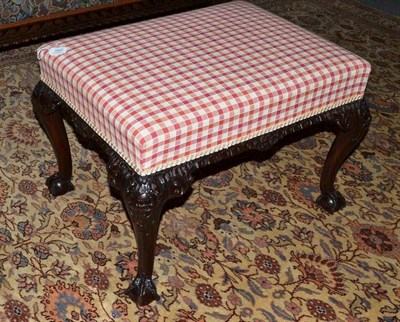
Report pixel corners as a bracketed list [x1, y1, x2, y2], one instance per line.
[32, 80, 371, 305]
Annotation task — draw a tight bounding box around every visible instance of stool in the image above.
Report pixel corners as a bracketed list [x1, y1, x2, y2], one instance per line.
[32, 1, 371, 305]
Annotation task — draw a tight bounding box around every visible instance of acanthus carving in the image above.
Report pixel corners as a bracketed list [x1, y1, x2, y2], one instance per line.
[329, 99, 371, 135]
[106, 152, 196, 231]
[32, 81, 64, 115]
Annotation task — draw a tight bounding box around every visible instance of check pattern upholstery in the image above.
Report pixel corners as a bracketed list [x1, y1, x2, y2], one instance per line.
[37, 1, 371, 175]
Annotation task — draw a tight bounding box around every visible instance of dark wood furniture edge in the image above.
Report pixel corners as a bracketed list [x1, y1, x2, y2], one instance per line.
[32, 81, 371, 305]
[0, 0, 215, 51]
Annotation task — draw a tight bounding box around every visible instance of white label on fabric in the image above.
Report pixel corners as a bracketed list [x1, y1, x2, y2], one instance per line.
[48, 47, 68, 56]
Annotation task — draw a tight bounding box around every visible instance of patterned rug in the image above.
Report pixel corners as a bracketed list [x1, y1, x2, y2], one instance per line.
[1, 0, 400, 321]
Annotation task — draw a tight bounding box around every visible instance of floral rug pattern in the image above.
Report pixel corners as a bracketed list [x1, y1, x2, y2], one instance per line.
[1, 0, 400, 321]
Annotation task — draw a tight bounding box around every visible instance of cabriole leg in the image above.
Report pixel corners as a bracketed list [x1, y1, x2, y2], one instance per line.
[32, 81, 74, 196]
[123, 199, 163, 306]
[317, 100, 371, 213]
[116, 176, 165, 305]
[107, 155, 194, 306]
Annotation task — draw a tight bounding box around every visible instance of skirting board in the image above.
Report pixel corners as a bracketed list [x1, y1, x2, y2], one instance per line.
[0, 0, 214, 51]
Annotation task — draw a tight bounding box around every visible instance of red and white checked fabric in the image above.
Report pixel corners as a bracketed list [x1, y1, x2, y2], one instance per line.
[37, 1, 371, 175]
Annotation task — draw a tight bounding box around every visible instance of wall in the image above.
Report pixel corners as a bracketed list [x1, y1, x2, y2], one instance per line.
[1, 0, 118, 24]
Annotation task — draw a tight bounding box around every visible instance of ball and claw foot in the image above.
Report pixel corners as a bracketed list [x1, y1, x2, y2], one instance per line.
[125, 274, 160, 306]
[316, 191, 346, 213]
[46, 173, 74, 196]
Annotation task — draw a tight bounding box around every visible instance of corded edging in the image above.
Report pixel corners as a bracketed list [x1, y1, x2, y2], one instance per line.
[41, 77, 363, 176]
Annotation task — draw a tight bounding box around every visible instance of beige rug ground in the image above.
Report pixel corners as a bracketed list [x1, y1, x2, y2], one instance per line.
[1, 0, 400, 321]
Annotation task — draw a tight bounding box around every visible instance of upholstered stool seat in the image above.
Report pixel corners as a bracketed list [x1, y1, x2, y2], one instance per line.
[36, 1, 370, 175]
[32, 0, 371, 306]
